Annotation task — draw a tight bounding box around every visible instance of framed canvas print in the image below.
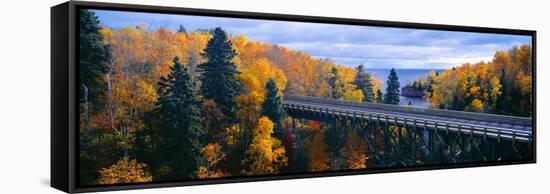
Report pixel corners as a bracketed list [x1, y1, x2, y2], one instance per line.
[51, 1, 536, 193]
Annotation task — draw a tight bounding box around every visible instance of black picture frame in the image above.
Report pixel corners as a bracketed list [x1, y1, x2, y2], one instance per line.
[51, 1, 536, 193]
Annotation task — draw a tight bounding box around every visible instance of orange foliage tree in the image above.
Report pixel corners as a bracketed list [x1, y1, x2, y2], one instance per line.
[98, 157, 152, 184]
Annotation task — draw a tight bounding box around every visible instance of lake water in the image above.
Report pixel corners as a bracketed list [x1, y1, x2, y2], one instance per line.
[367, 69, 444, 108]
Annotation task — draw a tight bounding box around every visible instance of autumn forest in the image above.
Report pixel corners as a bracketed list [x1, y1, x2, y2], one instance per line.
[78, 9, 533, 185]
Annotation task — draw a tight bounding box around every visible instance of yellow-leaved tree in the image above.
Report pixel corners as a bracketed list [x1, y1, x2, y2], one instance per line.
[333, 66, 365, 102]
[197, 143, 230, 179]
[242, 117, 288, 175]
[98, 157, 152, 184]
[466, 98, 484, 112]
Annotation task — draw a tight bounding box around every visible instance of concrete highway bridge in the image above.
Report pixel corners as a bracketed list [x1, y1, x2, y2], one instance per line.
[282, 95, 533, 167]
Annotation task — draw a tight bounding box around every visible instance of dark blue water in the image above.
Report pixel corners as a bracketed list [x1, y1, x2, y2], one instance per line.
[367, 69, 444, 108]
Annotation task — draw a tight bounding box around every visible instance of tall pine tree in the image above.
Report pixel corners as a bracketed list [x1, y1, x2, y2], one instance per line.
[79, 9, 111, 111]
[383, 68, 400, 105]
[328, 67, 342, 99]
[198, 27, 241, 124]
[261, 79, 284, 126]
[153, 57, 204, 181]
[78, 9, 113, 186]
[353, 64, 375, 102]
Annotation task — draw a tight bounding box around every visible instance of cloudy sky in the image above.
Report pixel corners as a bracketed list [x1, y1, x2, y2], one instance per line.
[91, 9, 531, 69]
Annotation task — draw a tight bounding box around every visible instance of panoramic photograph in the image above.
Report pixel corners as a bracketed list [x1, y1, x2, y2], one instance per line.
[78, 8, 533, 186]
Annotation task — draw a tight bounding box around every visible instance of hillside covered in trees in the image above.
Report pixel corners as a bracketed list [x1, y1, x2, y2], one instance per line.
[79, 9, 386, 185]
[409, 45, 532, 117]
[78, 9, 532, 186]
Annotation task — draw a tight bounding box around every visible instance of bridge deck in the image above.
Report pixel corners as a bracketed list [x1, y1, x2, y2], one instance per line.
[283, 96, 533, 143]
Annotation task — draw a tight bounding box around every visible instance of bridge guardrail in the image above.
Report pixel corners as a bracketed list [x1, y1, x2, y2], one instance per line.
[284, 95, 533, 127]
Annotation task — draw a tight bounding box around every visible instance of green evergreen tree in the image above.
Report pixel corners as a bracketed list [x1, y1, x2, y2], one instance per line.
[79, 9, 111, 110]
[495, 69, 508, 114]
[153, 57, 204, 181]
[78, 9, 113, 186]
[328, 67, 342, 99]
[383, 68, 400, 105]
[177, 24, 187, 34]
[261, 79, 284, 126]
[353, 64, 375, 102]
[376, 89, 383, 103]
[198, 27, 241, 124]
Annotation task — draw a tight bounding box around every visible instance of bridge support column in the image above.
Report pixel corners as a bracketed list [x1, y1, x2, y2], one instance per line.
[329, 117, 338, 170]
[446, 124, 455, 163]
[383, 116, 389, 166]
[428, 122, 435, 164]
[394, 117, 403, 166]
[467, 127, 475, 162]
[412, 119, 418, 165]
